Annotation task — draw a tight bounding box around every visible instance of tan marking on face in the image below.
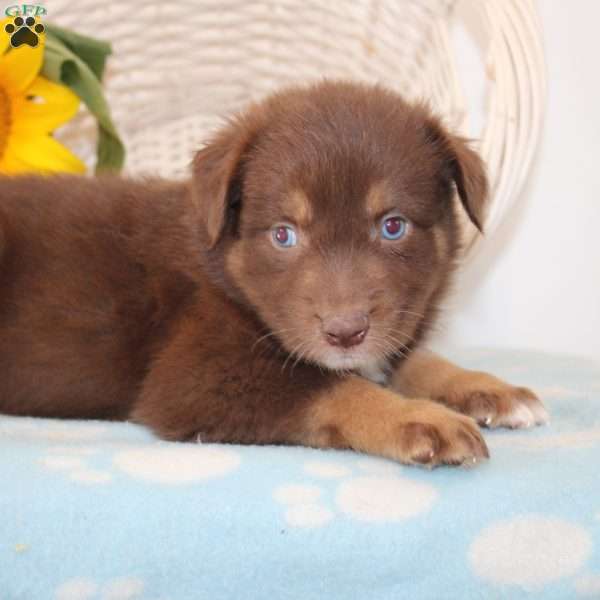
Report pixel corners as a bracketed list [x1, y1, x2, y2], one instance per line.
[225, 244, 245, 282]
[365, 180, 392, 218]
[282, 190, 313, 226]
[432, 225, 449, 262]
[299, 261, 319, 289]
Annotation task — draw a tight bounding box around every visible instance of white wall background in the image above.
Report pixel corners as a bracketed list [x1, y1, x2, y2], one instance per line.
[433, 0, 600, 361]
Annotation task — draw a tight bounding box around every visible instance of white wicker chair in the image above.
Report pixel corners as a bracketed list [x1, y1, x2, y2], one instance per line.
[47, 0, 546, 249]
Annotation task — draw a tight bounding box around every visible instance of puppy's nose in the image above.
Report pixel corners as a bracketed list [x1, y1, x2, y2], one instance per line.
[322, 312, 369, 348]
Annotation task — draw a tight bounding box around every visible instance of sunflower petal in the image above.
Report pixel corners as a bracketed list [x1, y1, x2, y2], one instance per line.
[0, 152, 33, 174]
[12, 76, 81, 133]
[0, 41, 44, 94]
[6, 133, 86, 174]
[0, 19, 12, 55]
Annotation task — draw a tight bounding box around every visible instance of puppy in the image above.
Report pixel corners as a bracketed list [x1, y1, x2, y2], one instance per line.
[0, 81, 547, 467]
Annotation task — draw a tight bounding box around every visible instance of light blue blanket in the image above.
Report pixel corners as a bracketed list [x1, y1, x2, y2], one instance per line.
[2, 348, 600, 600]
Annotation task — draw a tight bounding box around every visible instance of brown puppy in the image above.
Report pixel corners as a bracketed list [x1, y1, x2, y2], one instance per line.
[0, 81, 547, 467]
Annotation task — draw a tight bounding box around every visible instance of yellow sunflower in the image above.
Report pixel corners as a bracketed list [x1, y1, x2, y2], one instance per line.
[0, 19, 85, 174]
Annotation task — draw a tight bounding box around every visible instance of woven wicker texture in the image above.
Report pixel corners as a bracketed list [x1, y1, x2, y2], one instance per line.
[44, 0, 545, 247]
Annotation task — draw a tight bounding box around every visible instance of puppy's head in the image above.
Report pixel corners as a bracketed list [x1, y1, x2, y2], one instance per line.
[192, 81, 487, 373]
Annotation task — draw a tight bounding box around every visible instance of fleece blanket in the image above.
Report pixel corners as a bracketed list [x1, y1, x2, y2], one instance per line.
[1, 348, 600, 600]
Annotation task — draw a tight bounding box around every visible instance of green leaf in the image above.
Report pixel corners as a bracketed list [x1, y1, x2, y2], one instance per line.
[41, 23, 125, 173]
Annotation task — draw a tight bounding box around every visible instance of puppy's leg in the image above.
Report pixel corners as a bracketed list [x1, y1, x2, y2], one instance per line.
[301, 377, 488, 467]
[131, 314, 488, 467]
[390, 350, 548, 429]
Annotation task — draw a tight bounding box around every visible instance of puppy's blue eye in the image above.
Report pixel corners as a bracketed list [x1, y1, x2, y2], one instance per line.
[272, 225, 297, 247]
[380, 216, 407, 240]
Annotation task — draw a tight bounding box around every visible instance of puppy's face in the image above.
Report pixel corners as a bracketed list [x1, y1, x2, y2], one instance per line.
[193, 82, 487, 373]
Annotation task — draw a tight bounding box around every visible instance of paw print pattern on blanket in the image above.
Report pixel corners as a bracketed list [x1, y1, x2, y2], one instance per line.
[468, 515, 593, 589]
[42, 447, 112, 485]
[112, 444, 241, 483]
[274, 456, 438, 527]
[55, 576, 144, 600]
[274, 483, 335, 527]
[40, 442, 242, 485]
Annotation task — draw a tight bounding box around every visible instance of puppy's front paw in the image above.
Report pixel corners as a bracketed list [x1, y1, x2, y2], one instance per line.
[395, 404, 489, 467]
[438, 372, 549, 429]
[306, 379, 489, 468]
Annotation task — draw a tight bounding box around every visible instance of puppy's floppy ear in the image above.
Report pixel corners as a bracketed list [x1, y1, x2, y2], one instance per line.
[426, 118, 489, 232]
[191, 116, 256, 248]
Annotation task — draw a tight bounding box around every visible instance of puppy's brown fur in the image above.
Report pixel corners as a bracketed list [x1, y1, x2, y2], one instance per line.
[0, 81, 546, 467]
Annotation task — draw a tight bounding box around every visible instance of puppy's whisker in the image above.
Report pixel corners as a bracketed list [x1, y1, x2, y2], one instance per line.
[290, 334, 320, 375]
[281, 336, 310, 374]
[391, 309, 425, 319]
[376, 341, 403, 360]
[251, 328, 297, 353]
[384, 333, 412, 352]
[372, 335, 406, 361]
[367, 332, 409, 363]
[386, 326, 418, 346]
[252, 327, 310, 366]
[369, 327, 413, 356]
[290, 339, 311, 371]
